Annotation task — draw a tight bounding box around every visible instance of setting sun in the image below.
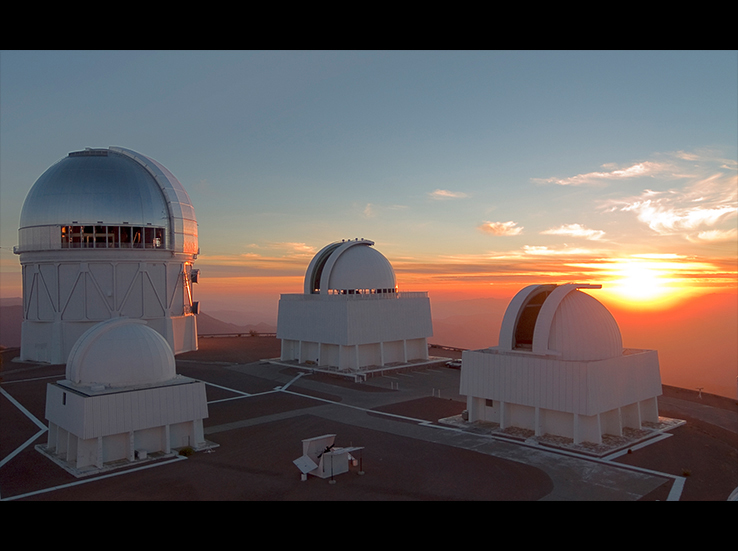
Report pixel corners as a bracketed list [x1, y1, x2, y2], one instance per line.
[594, 255, 709, 309]
[610, 260, 672, 301]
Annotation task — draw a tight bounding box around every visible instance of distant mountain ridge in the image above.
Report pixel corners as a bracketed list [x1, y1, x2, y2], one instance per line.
[0, 300, 276, 349]
[196, 312, 276, 335]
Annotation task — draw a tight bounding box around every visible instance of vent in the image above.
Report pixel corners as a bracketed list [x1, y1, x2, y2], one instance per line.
[69, 149, 108, 157]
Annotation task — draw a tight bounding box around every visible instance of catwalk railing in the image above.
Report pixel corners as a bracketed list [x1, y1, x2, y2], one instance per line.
[279, 291, 428, 301]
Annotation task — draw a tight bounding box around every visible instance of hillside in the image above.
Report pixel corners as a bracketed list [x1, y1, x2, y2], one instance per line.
[0, 302, 276, 349]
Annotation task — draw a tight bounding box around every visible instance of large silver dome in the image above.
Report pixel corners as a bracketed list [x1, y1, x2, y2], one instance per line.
[17, 147, 197, 255]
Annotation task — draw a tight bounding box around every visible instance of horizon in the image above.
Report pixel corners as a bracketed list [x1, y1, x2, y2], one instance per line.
[1, 51, 736, 398]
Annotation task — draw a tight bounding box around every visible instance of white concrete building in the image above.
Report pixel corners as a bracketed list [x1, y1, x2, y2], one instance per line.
[460, 283, 662, 444]
[41, 317, 209, 474]
[277, 239, 433, 375]
[14, 146, 200, 364]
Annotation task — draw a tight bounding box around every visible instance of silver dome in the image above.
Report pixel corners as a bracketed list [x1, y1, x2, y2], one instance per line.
[17, 147, 197, 254]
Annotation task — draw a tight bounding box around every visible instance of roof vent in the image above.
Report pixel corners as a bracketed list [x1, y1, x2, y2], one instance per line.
[69, 149, 108, 157]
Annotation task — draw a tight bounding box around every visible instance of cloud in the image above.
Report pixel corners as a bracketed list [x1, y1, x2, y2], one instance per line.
[522, 245, 596, 256]
[585, 149, 738, 242]
[429, 189, 469, 200]
[688, 228, 738, 243]
[533, 161, 666, 186]
[541, 223, 606, 240]
[605, 173, 737, 237]
[478, 221, 523, 236]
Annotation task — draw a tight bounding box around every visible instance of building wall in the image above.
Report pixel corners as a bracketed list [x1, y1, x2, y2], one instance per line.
[20, 252, 198, 363]
[460, 347, 662, 444]
[460, 348, 661, 417]
[280, 337, 429, 370]
[45, 381, 208, 440]
[44, 381, 208, 470]
[277, 293, 432, 346]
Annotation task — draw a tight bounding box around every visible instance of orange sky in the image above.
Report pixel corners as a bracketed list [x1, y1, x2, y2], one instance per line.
[179, 247, 738, 399]
[1, 245, 735, 399]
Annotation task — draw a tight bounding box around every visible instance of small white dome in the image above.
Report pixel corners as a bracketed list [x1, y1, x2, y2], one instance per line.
[304, 239, 396, 294]
[66, 318, 176, 387]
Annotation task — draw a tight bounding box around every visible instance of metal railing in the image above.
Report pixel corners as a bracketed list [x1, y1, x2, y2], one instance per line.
[280, 291, 428, 301]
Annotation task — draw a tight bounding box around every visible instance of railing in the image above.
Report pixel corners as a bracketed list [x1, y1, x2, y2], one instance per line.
[280, 291, 428, 301]
[198, 332, 277, 338]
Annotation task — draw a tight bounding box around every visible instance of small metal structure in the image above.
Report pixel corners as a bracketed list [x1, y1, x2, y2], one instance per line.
[293, 434, 363, 482]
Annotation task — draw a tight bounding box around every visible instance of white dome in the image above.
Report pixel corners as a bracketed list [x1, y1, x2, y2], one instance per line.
[498, 283, 623, 361]
[547, 290, 622, 361]
[304, 239, 396, 294]
[66, 318, 176, 388]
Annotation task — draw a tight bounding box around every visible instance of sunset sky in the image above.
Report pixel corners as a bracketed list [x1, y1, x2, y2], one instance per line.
[1, 51, 736, 395]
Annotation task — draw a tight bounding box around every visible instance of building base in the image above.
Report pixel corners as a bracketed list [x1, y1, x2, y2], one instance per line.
[267, 355, 452, 382]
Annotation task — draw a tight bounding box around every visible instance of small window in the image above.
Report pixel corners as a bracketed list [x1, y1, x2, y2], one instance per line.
[120, 226, 132, 248]
[82, 226, 94, 248]
[144, 227, 155, 248]
[154, 227, 164, 248]
[95, 225, 108, 248]
[109, 226, 120, 248]
[71, 226, 83, 248]
[132, 227, 143, 248]
[61, 226, 70, 248]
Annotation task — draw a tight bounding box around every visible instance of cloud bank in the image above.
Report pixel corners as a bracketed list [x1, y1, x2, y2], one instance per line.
[478, 221, 523, 236]
[541, 223, 606, 240]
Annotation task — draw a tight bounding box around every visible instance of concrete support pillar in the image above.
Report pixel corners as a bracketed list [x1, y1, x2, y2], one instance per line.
[499, 401, 509, 429]
[128, 431, 135, 462]
[467, 396, 485, 422]
[164, 424, 171, 454]
[97, 436, 104, 469]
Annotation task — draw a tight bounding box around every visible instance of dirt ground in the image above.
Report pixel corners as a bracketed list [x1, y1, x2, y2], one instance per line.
[2, 340, 736, 501]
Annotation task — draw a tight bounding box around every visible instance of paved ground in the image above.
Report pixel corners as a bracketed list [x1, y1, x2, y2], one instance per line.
[1, 338, 736, 501]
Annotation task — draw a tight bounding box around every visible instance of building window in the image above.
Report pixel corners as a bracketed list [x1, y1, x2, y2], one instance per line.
[61, 225, 166, 249]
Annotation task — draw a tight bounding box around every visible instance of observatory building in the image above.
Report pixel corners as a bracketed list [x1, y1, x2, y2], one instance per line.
[276, 239, 433, 377]
[41, 317, 209, 474]
[14, 146, 200, 364]
[459, 284, 662, 445]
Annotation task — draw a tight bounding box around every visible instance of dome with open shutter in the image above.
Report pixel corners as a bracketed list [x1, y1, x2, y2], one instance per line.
[303, 239, 396, 295]
[498, 283, 622, 361]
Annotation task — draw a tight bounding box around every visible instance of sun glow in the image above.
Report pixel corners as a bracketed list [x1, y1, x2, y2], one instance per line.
[595, 256, 706, 309]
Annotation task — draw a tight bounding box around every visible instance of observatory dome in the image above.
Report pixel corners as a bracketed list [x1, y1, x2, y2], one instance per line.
[499, 283, 623, 361]
[303, 239, 396, 294]
[66, 318, 176, 388]
[18, 146, 197, 254]
[547, 289, 622, 361]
